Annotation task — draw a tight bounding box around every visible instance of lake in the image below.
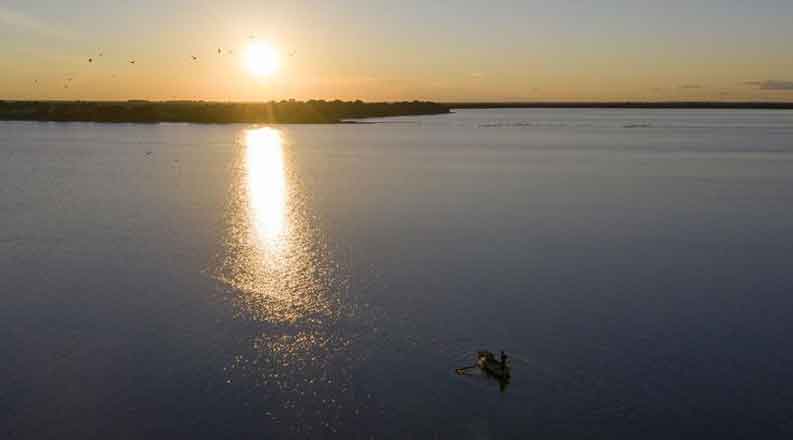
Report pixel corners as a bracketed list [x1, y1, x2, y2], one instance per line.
[2, 109, 793, 438]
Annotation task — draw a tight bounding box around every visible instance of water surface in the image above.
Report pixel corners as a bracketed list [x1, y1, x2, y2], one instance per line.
[2, 109, 793, 438]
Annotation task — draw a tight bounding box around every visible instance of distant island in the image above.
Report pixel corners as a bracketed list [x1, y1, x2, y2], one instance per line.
[0, 100, 451, 124]
[2, 100, 792, 125]
[445, 102, 793, 110]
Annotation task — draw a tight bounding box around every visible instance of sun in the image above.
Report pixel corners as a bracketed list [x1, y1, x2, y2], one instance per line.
[245, 42, 280, 77]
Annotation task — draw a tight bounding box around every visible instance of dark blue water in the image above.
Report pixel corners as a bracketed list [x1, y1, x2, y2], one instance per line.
[2, 109, 793, 438]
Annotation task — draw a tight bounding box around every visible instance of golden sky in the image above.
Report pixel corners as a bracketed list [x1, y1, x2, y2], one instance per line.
[2, 1, 793, 102]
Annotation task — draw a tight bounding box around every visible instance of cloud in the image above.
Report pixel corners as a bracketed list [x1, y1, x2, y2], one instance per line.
[679, 84, 703, 89]
[744, 80, 793, 91]
[0, 6, 77, 39]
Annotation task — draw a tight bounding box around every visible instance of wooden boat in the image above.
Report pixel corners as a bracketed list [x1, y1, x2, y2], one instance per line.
[477, 351, 511, 379]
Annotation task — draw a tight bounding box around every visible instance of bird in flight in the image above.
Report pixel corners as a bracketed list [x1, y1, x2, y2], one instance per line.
[129, 60, 136, 64]
[192, 56, 198, 61]
[217, 48, 222, 54]
[88, 58, 93, 63]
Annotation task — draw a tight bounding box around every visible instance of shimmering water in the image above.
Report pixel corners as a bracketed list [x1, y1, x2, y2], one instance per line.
[2, 109, 793, 438]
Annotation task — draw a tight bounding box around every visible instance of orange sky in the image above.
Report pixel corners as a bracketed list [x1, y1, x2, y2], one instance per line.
[2, 1, 793, 102]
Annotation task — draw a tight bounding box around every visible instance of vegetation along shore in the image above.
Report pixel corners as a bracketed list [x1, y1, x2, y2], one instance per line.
[0, 100, 451, 124]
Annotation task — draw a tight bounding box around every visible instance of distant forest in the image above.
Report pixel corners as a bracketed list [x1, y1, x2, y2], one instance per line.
[0, 100, 451, 124]
[2, 100, 791, 124]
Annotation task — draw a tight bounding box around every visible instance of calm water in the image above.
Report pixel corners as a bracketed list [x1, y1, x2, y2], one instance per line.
[2, 109, 793, 438]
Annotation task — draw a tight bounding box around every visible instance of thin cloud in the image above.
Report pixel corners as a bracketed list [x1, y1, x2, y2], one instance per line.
[679, 84, 703, 89]
[744, 80, 793, 91]
[0, 6, 77, 39]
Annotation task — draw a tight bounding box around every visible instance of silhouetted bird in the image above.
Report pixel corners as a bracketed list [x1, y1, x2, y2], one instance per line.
[218, 48, 222, 54]
[129, 60, 136, 64]
[88, 58, 93, 63]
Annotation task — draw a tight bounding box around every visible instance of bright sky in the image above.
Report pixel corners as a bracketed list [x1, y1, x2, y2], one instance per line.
[2, 0, 792, 101]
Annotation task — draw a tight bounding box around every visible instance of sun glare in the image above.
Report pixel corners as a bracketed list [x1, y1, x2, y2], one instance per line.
[245, 42, 280, 77]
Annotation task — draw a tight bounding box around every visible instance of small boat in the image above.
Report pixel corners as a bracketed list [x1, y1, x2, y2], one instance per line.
[477, 351, 511, 379]
[455, 350, 512, 391]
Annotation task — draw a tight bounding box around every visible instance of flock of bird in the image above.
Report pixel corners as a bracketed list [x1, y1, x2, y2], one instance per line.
[40, 36, 295, 90]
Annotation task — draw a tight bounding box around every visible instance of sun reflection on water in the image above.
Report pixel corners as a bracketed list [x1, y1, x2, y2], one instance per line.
[213, 127, 345, 325]
[212, 127, 372, 433]
[245, 128, 287, 255]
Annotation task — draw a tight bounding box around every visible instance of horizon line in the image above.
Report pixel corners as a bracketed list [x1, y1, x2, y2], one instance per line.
[3, 98, 793, 105]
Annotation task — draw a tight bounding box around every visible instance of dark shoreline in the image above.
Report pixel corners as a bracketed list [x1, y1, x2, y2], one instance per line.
[446, 102, 793, 110]
[2, 100, 791, 125]
[0, 100, 451, 124]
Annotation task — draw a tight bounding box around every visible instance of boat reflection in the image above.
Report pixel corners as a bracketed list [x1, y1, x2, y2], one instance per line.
[214, 127, 341, 324]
